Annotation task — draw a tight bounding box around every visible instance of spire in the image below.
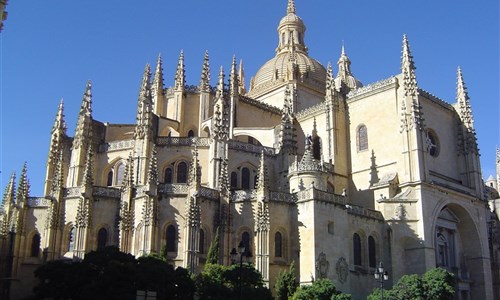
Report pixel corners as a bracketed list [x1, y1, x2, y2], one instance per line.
[153, 54, 164, 98]
[325, 62, 338, 108]
[51, 151, 65, 193]
[279, 85, 297, 154]
[148, 145, 159, 186]
[456, 67, 473, 129]
[287, 0, 296, 14]
[73, 81, 93, 150]
[401, 34, 418, 97]
[2, 172, 16, 209]
[212, 66, 229, 141]
[229, 55, 239, 97]
[199, 50, 211, 92]
[16, 162, 29, 206]
[121, 153, 135, 190]
[174, 50, 186, 91]
[49, 99, 67, 163]
[188, 145, 201, 188]
[256, 151, 269, 192]
[82, 144, 94, 188]
[238, 59, 246, 94]
[134, 64, 154, 140]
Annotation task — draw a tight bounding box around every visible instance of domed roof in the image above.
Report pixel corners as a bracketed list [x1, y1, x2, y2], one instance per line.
[248, 0, 326, 97]
[252, 51, 326, 91]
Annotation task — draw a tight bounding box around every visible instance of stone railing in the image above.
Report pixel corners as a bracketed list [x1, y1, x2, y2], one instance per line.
[199, 187, 220, 200]
[269, 191, 296, 203]
[28, 197, 51, 207]
[228, 141, 276, 155]
[295, 188, 345, 206]
[295, 102, 326, 120]
[232, 189, 255, 202]
[93, 186, 121, 198]
[347, 76, 397, 99]
[156, 137, 210, 147]
[346, 205, 384, 221]
[64, 187, 83, 197]
[160, 183, 189, 195]
[289, 159, 333, 173]
[99, 139, 134, 153]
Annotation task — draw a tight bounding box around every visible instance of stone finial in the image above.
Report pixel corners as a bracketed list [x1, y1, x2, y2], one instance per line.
[188, 145, 202, 188]
[16, 162, 29, 205]
[218, 159, 230, 192]
[230, 55, 239, 97]
[287, 0, 296, 14]
[134, 64, 153, 140]
[51, 151, 64, 193]
[279, 85, 297, 154]
[148, 145, 159, 186]
[401, 34, 418, 97]
[81, 144, 94, 188]
[49, 100, 67, 163]
[456, 67, 473, 129]
[238, 59, 246, 94]
[496, 146, 500, 190]
[153, 54, 164, 96]
[256, 151, 269, 192]
[174, 50, 185, 91]
[52, 99, 67, 135]
[325, 62, 337, 106]
[73, 81, 93, 150]
[199, 50, 211, 92]
[2, 172, 16, 209]
[121, 152, 135, 190]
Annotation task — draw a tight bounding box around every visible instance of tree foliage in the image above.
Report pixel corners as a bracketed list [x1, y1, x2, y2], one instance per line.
[291, 278, 351, 300]
[195, 263, 272, 300]
[367, 268, 456, 300]
[33, 246, 193, 300]
[275, 261, 299, 300]
[206, 226, 220, 265]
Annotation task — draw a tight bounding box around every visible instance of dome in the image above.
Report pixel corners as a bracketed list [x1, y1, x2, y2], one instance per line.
[251, 52, 326, 91]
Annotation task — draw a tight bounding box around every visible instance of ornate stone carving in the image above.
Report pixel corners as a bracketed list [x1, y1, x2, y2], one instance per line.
[316, 252, 330, 279]
[336, 257, 348, 283]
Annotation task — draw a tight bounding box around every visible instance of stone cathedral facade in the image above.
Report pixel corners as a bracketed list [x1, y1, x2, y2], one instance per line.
[1, 1, 499, 299]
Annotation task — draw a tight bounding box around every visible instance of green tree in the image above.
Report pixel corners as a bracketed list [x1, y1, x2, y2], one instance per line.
[206, 226, 220, 265]
[390, 274, 423, 300]
[196, 263, 272, 300]
[292, 279, 337, 300]
[421, 268, 455, 300]
[275, 261, 299, 300]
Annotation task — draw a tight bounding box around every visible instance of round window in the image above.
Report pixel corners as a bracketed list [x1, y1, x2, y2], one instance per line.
[426, 130, 440, 157]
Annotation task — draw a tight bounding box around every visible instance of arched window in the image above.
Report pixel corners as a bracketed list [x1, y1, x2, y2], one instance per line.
[177, 162, 188, 183]
[188, 130, 195, 138]
[241, 167, 250, 189]
[357, 125, 368, 151]
[116, 163, 125, 185]
[106, 170, 113, 186]
[164, 167, 173, 184]
[166, 225, 176, 252]
[199, 229, 205, 254]
[97, 228, 108, 250]
[242, 231, 251, 254]
[275, 232, 283, 258]
[68, 227, 75, 252]
[313, 136, 321, 160]
[353, 233, 362, 266]
[230, 172, 238, 189]
[368, 236, 376, 268]
[31, 233, 41, 257]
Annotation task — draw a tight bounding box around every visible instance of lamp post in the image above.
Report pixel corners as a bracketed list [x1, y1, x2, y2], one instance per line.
[374, 262, 389, 300]
[230, 241, 249, 300]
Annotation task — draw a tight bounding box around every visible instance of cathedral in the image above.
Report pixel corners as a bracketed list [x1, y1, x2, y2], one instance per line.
[1, 1, 499, 299]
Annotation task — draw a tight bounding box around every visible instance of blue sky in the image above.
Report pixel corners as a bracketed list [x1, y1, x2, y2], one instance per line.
[1, 0, 499, 195]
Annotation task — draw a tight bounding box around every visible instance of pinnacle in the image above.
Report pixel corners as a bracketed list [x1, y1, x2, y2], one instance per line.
[175, 50, 186, 91]
[53, 98, 67, 134]
[80, 80, 93, 115]
[199, 50, 211, 91]
[287, 0, 296, 14]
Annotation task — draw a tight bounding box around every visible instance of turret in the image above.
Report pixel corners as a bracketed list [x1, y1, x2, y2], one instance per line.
[276, 0, 307, 55]
[334, 45, 362, 92]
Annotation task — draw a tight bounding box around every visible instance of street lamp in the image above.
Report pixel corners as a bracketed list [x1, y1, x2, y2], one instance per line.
[374, 262, 389, 300]
[230, 241, 251, 300]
